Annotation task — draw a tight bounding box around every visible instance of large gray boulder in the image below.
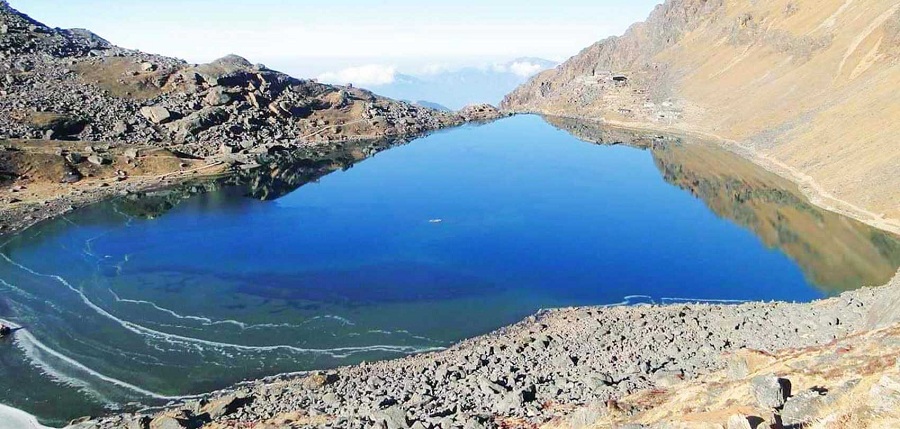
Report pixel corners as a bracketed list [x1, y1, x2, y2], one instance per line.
[750, 375, 790, 409]
[167, 107, 227, 137]
[140, 106, 173, 124]
[204, 86, 232, 106]
[781, 389, 829, 427]
[371, 406, 410, 429]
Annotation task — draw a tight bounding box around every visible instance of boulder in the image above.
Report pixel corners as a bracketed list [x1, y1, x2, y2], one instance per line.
[495, 385, 536, 412]
[140, 106, 173, 124]
[128, 416, 151, 429]
[87, 155, 107, 166]
[458, 103, 504, 122]
[66, 152, 83, 164]
[167, 107, 227, 137]
[781, 389, 828, 427]
[113, 121, 129, 136]
[148, 416, 185, 429]
[650, 369, 683, 388]
[24, 112, 87, 136]
[726, 349, 776, 381]
[61, 167, 82, 184]
[371, 406, 409, 429]
[869, 374, 900, 412]
[204, 87, 232, 106]
[194, 54, 256, 87]
[200, 393, 253, 420]
[726, 414, 753, 429]
[140, 62, 156, 72]
[750, 375, 790, 409]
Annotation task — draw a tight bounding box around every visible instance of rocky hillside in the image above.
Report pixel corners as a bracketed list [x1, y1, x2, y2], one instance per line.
[503, 0, 900, 230]
[0, 1, 462, 161]
[0, 1, 471, 236]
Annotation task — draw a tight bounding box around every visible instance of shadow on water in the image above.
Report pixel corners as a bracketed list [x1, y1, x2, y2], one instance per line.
[543, 115, 900, 293]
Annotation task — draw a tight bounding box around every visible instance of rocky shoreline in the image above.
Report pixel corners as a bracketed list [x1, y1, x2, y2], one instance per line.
[0, 1, 493, 239]
[71, 276, 899, 429]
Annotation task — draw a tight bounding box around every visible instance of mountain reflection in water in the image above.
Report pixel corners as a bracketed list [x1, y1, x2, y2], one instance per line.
[545, 116, 900, 293]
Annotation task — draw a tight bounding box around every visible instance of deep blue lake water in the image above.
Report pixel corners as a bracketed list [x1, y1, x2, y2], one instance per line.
[1, 115, 898, 426]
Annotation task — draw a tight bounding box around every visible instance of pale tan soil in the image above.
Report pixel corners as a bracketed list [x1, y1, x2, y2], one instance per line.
[0, 138, 227, 236]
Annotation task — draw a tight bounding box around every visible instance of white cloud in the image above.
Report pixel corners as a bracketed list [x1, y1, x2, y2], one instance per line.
[489, 60, 550, 78]
[507, 61, 546, 77]
[318, 64, 398, 86]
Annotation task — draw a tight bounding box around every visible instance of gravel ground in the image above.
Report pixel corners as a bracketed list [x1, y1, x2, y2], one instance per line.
[73, 283, 888, 429]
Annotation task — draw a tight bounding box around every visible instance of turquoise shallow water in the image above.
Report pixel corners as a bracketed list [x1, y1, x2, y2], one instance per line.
[1, 115, 898, 426]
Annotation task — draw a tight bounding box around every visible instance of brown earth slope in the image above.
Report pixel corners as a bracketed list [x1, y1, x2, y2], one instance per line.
[503, 0, 900, 232]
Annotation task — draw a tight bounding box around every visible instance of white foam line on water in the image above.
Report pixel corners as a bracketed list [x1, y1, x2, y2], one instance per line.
[0, 277, 35, 299]
[83, 233, 107, 260]
[107, 289, 242, 327]
[111, 204, 135, 227]
[302, 314, 355, 326]
[59, 216, 79, 227]
[1, 254, 443, 357]
[623, 295, 654, 300]
[0, 318, 183, 401]
[108, 290, 328, 331]
[0, 402, 52, 429]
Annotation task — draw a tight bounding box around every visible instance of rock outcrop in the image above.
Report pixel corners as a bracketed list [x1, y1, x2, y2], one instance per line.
[458, 104, 507, 122]
[503, 0, 900, 229]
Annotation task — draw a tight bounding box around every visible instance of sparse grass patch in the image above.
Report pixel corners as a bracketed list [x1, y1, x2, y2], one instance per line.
[73, 57, 173, 100]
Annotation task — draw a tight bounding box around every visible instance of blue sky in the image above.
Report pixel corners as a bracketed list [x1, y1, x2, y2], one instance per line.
[11, 0, 661, 77]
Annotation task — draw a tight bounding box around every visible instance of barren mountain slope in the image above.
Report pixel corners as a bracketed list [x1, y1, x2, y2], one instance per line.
[503, 0, 900, 228]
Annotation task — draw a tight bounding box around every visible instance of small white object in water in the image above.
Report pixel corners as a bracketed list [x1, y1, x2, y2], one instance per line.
[428, 219, 443, 224]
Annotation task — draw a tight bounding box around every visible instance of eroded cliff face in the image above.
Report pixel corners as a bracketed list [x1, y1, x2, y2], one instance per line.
[503, 0, 900, 225]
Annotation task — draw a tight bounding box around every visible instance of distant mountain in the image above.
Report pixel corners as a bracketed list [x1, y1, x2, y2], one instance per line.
[323, 58, 557, 110]
[409, 100, 451, 111]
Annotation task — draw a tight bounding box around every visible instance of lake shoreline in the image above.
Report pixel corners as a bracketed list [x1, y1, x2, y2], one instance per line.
[5, 113, 900, 242]
[0, 122, 470, 241]
[74, 272, 900, 428]
[3, 114, 899, 428]
[512, 112, 900, 237]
